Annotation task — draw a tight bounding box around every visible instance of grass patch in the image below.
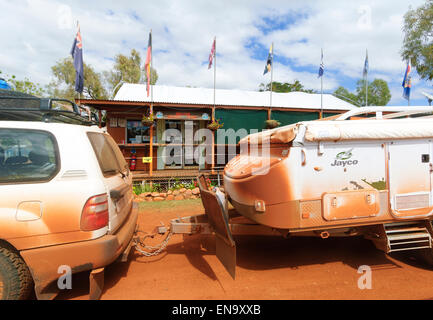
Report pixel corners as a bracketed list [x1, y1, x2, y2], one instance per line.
[138, 198, 203, 210]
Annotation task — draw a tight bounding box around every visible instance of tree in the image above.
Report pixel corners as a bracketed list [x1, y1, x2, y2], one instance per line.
[0, 70, 45, 97]
[334, 86, 359, 106]
[143, 67, 158, 86]
[334, 78, 391, 107]
[259, 80, 316, 93]
[47, 58, 108, 101]
[401, 1, 433, 80]
[105, 49, 159, 98]
[105, 49, 142, 97]
[356, 79, 391, 106]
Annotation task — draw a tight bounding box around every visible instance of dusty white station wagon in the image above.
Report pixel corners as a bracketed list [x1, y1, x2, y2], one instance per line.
[0, 93, 137, 300]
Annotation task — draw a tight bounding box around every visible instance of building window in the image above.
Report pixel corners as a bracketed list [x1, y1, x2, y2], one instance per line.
[126, 120, 151, 144]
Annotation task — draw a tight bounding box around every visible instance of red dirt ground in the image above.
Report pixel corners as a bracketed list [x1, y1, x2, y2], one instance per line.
[57, 199, 433, 300]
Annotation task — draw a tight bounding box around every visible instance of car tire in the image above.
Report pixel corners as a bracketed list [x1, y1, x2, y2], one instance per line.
[0, 245, 33, 300]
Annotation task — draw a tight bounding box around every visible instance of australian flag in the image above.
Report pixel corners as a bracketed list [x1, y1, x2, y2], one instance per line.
[71, 27, 84, 94]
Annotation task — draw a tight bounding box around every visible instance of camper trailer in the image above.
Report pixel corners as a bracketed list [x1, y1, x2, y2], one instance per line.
[146, 106, 433, 278]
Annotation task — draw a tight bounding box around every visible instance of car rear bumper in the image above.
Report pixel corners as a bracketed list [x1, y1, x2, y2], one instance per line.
[20, 202, 138, 300]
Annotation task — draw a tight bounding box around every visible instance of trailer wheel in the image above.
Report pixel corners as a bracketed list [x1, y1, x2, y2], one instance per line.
[416, 248, 433, 267]
[0, 245, 33, 300]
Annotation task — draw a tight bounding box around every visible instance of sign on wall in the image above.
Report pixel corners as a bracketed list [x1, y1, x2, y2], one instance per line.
[142, 157, 153, 163]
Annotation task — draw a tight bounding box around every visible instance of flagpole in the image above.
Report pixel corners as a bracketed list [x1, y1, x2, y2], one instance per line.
[365, 49, 368, 107]
[150, 29, 153, 112]
[365, 72, 368, 107]
[320, 48, 323, 118]
[213, 36, 216, 121]
[212, 37, 217, 173]
[270, 42, 274, 108]
[149, 29, 153, 179]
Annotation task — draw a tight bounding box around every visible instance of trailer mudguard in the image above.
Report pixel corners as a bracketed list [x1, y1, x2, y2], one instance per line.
[197, 174, 236, 279]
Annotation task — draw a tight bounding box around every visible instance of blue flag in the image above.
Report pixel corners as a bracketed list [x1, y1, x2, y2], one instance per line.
[71, 27, 84, 94]
[318, 49, 324, 78]
[363, 50, 369, 78]
[402, 59, 412, 100]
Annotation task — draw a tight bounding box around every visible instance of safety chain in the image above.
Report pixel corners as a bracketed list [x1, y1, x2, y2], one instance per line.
[133, 229, 173, 257]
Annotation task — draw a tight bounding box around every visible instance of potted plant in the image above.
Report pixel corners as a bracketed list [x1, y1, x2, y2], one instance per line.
[264, 119, 280, 129]
[141, 112, 155, 126]
[207, 118, 223, 130]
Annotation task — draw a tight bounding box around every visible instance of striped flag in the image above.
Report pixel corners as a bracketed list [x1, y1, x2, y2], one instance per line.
[318, 49, 324, 78]
[363, 50, 369, 78]
[208, 38, 216, 69]
[263, 44, 273, 75]
[402, 59, 412, 100]
[145, 32, 152, 97]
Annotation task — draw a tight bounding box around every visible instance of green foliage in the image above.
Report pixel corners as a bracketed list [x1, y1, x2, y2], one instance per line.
[334, 86, 359, 106]
[356, 79, 391, 106]
[47, 58, 108, 100]
[143, 67, 158, 86]
[333, 78, 391, 107]
[401, 1, 433, 81]
[48, 49, 158, 101]
[259, 80, 316, 93]
[0, 70, 45, 97]
[169, 179, 197, 191]
[105, 49, 144, 97]
[133, 183, 162, 195]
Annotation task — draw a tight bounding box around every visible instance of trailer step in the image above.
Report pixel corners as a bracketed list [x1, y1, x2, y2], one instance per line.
[384, 222, 432, 253]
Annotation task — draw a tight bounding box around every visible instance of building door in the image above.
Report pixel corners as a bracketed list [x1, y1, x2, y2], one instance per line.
[388, 140, 433, 219]
[183, 120, 200, 168]
[164, 120, 183, 169]
[162, 120, 202, 169]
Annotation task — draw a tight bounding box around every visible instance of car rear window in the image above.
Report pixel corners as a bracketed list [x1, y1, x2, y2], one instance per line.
[0, 128, 59, 184]
[87, 132, 127, 177]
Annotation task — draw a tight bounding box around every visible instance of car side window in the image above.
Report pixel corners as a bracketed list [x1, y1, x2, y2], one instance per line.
[0, 129, 59, 184]
[87, 132, 126, 177]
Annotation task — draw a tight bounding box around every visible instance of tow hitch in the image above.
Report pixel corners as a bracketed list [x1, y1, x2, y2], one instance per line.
[132, 175, 281, 279]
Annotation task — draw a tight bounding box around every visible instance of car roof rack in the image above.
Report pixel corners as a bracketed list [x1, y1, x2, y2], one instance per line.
[0, 95, 99, 126]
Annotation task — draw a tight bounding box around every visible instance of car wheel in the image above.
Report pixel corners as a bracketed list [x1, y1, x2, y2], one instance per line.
[0, 245, 33, 300]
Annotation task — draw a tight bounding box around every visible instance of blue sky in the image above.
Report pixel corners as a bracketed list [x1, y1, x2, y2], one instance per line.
[0, 0, 430, 106]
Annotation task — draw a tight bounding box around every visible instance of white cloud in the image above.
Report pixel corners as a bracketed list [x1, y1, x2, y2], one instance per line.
[0, 0, 429, 105]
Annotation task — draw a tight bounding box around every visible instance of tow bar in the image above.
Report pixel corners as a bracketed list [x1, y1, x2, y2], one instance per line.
[132, 174, 282, 279]
[132, 212, 282, 279]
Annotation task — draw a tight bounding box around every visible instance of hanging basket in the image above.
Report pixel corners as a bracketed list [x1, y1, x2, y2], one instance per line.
[142, 114, 155, 127]
[264, 119, 280, 129]
[142, 119, 155, 127]
[207, 120, 223, 131]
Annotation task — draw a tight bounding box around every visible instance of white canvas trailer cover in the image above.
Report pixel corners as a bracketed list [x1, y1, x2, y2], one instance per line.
[240, 106, 433, 145]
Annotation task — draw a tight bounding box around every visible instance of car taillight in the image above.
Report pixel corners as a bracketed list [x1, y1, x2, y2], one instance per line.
[81, 194, 109, 231]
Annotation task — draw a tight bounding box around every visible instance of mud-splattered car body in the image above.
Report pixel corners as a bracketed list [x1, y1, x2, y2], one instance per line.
[0, 121, 137, 299]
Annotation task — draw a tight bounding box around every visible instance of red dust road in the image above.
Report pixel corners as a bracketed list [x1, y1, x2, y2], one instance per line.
[57, 199, 433, 300]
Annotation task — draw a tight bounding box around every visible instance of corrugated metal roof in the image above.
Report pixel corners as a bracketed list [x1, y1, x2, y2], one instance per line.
[114, 83, 356, 111]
